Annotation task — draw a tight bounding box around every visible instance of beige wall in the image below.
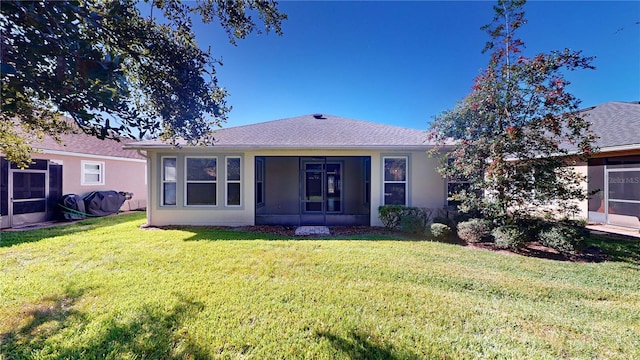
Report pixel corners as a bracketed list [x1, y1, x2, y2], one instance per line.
[33, 152, 147, 211]
[144, 148, 447, 227]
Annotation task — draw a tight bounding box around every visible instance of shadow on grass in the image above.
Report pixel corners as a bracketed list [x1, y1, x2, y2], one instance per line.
[0, 289, 209, 359]
[317, 330, 421, 360]
[586, 234, 640, 265]
[162, 225, 414, 242]
[0, 212, 145, 248]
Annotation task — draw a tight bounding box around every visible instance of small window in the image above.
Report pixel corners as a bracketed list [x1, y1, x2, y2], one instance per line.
[383, 157, 408, 205]
[161, 157, 177, 205]
[256, 158, 265, 207]
[185, 157, 217, 206]
[81, 161, 104, 185]
[226, 156, 241, 206]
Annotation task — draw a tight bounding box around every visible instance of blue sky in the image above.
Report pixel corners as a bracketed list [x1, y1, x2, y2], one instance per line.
[195, 1, 639, 130]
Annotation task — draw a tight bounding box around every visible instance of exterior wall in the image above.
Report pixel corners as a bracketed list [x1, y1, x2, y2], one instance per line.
[572, 161, 589, 220]
[146, 150, 254, 227]
[33, 152, 147, 211]
[144, 148, 447, 227]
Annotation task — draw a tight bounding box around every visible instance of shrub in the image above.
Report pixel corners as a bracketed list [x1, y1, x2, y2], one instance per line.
[378, 206, 431, 231]
[401, 214, 425, 234]
[492, 225, 526, 250]
[378, 205, 404, 229]
[432, 216, 454, 227]
[457, 218, 492, 243]
[427, 223, 451, 240]
[539, 224, 585, 254]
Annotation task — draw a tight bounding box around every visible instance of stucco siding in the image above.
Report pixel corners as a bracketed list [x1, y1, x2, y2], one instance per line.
[144, 148, 446, 227]
[31, 153, 147, 211]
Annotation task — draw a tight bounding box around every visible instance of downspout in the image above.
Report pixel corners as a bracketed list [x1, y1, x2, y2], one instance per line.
[137, 149, 152, 227]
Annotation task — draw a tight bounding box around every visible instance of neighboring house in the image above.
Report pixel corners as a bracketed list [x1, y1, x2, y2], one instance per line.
[1, 129, 147, 229]
[124, 114, 448, 227]
[580, 101, 640, 229]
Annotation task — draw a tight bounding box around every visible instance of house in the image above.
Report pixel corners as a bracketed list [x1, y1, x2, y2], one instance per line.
[581, 101, 640, 229]
[124, 114, 448, 227]
[1, 129, 147, 229]
[124, 101, 640, 230]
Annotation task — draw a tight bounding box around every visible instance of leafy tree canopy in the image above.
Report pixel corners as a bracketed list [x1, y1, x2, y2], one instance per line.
[428, 0, 597, 222]
[1, 0, 286, 168]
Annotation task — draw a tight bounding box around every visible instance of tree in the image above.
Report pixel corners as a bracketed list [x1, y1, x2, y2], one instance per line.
[1, 0, 286, 168]
[428, 0, 597, 222]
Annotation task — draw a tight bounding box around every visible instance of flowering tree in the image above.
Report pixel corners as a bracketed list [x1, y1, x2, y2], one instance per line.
[428, 0, 597, 222]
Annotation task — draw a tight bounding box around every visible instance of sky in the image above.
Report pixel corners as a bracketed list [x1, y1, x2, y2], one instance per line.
[193, 1, 640, 130]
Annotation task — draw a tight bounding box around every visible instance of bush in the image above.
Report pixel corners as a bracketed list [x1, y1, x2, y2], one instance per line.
[378, 205, 404, 229]
[457, 218, 492, 243]
[492, 225, 526, 250]
[401, 214, 425, 234]
[378, 206, 431, 231]
[539, 224, 585, 254]
[427, 223, 451, 240]
[432, 216, 454, 227]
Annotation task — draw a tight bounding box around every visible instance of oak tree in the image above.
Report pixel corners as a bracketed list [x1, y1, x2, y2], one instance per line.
[1, 0, 286, 168]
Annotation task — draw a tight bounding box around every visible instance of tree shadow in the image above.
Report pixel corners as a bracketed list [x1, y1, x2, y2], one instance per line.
[1, 289, 210, 359]
[0, 212, 142, 247]
[158, 225, 415, 242]
[316, 330, 421, 360]
[586, 234, 640, 265]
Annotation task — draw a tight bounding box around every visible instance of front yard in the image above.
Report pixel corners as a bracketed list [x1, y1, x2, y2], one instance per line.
[1, 212, 639, 359]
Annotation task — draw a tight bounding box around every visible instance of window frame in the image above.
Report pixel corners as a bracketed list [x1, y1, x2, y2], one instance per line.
[382, 156, 409, 206]
[184, 156, 218, 207]
[255, 157, 265, 207]
[161, 156, 177, 206]
[81, 160, 105, 186]
[225, 156, 242, 207]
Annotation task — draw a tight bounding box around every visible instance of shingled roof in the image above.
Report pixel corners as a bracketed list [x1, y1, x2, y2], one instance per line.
[583, 101, 640, 151]
[126, 114, 432, 150]
[35, 131, 144, 160]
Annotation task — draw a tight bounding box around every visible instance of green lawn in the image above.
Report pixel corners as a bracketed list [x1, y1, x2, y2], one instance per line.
[1, 212, 639, 359]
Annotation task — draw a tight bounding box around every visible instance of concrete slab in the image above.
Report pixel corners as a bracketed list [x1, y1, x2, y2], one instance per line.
[294, 226, 331, 236]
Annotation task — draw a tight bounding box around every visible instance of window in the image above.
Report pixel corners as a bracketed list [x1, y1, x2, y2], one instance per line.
[81, 161, 104, 185]
[256, 158, 265, 207]
[446, 158, 473, 208]
[383, 156, 408, 205]
[185, 157, 217, 206]
[161, 157, 177, 205]
[226, 156, 241, 206]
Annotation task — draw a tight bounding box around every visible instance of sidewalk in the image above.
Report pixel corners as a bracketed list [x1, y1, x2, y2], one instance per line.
[587, 224, 640, 239]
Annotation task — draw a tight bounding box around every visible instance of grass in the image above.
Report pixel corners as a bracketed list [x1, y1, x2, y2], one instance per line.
[1, 212, 639, 359]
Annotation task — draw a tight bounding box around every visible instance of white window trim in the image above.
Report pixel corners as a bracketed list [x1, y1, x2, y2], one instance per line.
[81, 160, 105, 186]
[161, 156, 177, 206]
[382, 156, 409, 206]
[184, 156, 218, 207]
[225, 156, 242, 207]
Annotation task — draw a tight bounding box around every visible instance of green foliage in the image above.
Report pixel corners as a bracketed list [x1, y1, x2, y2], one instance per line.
[378, 205, 431, 231]
[426, 223, 452, 240]
[377, 205, 404, 229]
[428, 0, 597, 222]
[492, 225, 526, 250]
[539, 224, 585, 254]
[457, 218, 493, 243]
[400, 214, 425, 235]
[0, 0, 286, 168]
[432, 216, 454, 227]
